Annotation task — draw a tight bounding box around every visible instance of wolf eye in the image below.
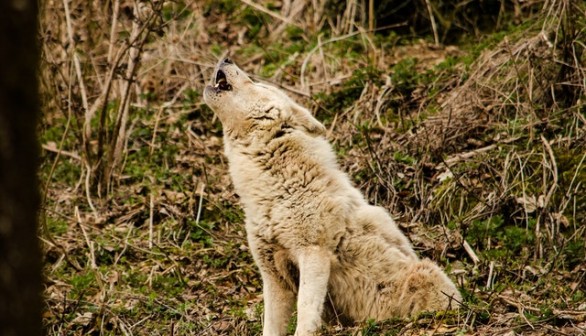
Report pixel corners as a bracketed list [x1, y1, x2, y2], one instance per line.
[249, 106, 280, 122]
[250, 107, 274, 121]
[252, 115, 275, 121]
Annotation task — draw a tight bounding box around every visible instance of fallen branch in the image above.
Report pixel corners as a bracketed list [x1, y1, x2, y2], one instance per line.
[42, 143, 81, 161]
[463, 240, 481, 264]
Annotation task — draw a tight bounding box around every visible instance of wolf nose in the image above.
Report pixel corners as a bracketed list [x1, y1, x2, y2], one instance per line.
[223, 58, 233, 64]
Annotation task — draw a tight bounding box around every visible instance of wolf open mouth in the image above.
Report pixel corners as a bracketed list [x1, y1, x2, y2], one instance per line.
[214, 70, 232, 91]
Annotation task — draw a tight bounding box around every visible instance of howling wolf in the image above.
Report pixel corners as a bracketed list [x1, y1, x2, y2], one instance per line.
[203, 58, 461, 336]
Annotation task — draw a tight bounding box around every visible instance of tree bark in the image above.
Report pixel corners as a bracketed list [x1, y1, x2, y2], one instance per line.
[0, 0, 42, 335]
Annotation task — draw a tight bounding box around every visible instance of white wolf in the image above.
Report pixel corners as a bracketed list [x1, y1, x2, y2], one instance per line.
[203, 58, 461, 336]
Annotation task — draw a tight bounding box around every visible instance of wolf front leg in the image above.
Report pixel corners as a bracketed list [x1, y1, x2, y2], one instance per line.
[261, 270, 295, 336]
[294, 247, 331, 336]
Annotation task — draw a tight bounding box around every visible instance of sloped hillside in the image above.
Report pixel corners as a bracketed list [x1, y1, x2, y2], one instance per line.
[40, 0, 585, 334]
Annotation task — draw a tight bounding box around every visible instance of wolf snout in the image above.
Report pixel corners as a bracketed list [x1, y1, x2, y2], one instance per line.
[214, 68, 232, 91]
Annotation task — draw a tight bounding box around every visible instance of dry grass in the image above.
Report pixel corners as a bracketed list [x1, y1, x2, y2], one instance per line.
[40, 0, 585, 335]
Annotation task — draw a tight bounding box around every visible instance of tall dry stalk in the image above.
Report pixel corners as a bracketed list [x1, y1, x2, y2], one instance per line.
[41, 0, 167, 199]
[99, 2, 163, 196]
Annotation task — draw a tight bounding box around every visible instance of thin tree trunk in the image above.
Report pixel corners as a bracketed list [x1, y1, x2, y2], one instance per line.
[0, 0, 43, 335]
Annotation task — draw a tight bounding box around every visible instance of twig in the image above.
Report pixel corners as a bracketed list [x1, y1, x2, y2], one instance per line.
[534, 135, 558, 258]
[540, 135, 559, 211]
[437, 137, 521, 169]
[107, 0, 120, 64]
[368, 0, 374, 32]
[116, 315, 133, 336]
[62, 0, 89, 114]
[84, 162, 99, 220]
[374, 84, 392, 128]
[558, 153, 586, 217]
[425, 0, 440, 46]
[486, 260, 495, 290]
[342, 0, 357, 34]
[42, 143, 81, 161]
[317, 34, 329, 83]
[105, 4, 160, 192]
[299, 22, 407, 92]
[128, 314, 155, 332]
[149, 189, 154, 249]
[446, 144, 495, 165]
[463, 240, 481, 264]
[38, 235, 83, 272]
[113, 224, 134, 266]
[111, 3, 142, 182]
[326, 113, 338, 139]
[94, 47, 125, 158]
[75, 206, 97, 269]
[240, 0, 302, 28]
[195, 183, 205, 225]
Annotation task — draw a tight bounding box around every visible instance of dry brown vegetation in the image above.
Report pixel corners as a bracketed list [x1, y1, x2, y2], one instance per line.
[39, 0, 585, 335]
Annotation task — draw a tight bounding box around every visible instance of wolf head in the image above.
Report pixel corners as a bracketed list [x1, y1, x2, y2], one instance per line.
[203, 58, 325, 141]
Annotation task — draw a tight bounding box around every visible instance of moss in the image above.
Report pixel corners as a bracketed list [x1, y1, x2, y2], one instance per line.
[47, 159, 81, 187]
[188, 219, 215, 247]
[46, 217, 69, 235]
[151, 274, 187, 297]
[564, 240, 586, 269]
[466, 215, 536, 258]
[393, 151, 416, 165]
[314, 66, 383, 118]
[71, 271, 97, 296]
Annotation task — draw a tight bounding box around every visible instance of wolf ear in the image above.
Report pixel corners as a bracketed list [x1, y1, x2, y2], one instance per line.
[289, 103, 326, 136]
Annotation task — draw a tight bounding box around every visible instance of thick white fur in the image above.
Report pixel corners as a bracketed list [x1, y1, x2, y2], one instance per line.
[204, 61, 461, 336]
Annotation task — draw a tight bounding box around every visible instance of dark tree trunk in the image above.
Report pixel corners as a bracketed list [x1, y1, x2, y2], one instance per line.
[0, 0, 43, 335]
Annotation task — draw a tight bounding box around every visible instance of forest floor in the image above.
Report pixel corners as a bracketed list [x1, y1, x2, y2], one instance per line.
[39, 0, 585, 335]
